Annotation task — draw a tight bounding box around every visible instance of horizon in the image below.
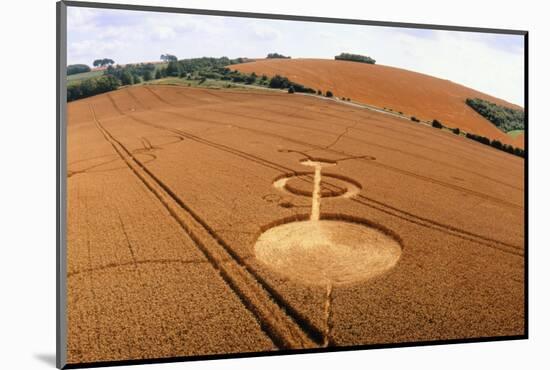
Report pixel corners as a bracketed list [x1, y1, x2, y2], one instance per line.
[67, 7, 525, 106]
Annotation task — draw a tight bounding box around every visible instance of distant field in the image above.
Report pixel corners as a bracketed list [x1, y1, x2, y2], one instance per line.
[232, 58, 524, 148]
[144, 77, 281, 92]
[67, 70, 103, 84]
[508, 129, 524, 138]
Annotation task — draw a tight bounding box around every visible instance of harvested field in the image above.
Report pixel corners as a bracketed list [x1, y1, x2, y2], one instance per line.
[231, 58, 524, 148]
[67, 84, 524, 364]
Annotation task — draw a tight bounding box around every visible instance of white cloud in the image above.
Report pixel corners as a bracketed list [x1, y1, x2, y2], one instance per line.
[151, 25, 178, 40]
[66, 7, 524, 105]
[67, 7, 97, 33]
[249, 22, 282, 41]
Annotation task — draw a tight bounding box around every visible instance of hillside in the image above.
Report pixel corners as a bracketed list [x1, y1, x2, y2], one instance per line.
[231, 58, 524, 148]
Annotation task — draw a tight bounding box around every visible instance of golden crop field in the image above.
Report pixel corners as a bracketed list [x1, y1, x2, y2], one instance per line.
[232, 58, 524, 148]
[66, 84, 524, 364]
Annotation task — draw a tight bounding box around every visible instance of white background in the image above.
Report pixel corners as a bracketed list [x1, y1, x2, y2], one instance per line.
[0, 0, 547, 369]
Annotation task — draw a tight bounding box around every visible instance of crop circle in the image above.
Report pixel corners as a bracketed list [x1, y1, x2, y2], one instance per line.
[254, 218, 402, 286]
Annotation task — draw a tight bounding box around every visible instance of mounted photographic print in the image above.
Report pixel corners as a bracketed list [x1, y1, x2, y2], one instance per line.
[56, 1, 527, 368]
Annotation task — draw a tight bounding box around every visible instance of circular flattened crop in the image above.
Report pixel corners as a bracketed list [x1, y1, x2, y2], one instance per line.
[254, 219, 401, 286]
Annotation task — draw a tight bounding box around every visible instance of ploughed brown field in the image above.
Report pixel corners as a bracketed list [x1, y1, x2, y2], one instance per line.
[67, 84, 524, 365]
[232, 58, 524, 148]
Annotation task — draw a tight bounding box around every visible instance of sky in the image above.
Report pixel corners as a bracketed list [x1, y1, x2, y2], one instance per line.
[67, 7, 525, 106]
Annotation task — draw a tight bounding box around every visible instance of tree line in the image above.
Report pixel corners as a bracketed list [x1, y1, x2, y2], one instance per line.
[93, 58, 115, 67]
[426, 118, 524, 157]
[266, 53, 291, 59]
[67, 63, 158, 101]
[465, 97, 524, 132]
[67, 55, 325, 102]
[268, 75, 315, 93]
[335, 52, 376, 64]
[67, 64, 91, 75]
[67, 75, 120, 101]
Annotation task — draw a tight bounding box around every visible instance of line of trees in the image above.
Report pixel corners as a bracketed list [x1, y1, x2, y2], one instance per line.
[105, 63, 157, 83]
[67, 75, 120, 101]
[432, 119, 443, 129]
[429, 118, 524, 157]
[160, 54, 178, 62]
[67, 64, 91, 75]
[465, 97, 524, 132]
[268, 74, 316, 93]
[68, 55, 321, 102]
[466, 133, 524, 157]
[66, 56, 256, 102]
[153, 57, 315, 92]
[93, 58, 115, 67]
[267, 53, 291, 59]
[67, 63, 161, 101]
[335, 52, 376, 64]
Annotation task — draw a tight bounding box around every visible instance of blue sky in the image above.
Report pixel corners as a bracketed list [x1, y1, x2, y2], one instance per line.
[67, 7, 525, 106]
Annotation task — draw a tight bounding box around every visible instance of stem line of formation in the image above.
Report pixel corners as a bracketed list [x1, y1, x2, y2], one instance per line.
[311, 164, 322, 221]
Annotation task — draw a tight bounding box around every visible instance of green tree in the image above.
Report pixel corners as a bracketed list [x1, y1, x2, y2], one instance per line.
[245, 74, 257, 84]
[67, 64, 91, 75]
[93, 58, 115, 67]
[160, 54, 178, 62]
[335, 52, 376, 64]
[120, 70, 133, 85]
[466, 98, 524, 132]
[67, 75, 120, 102]
[79, 78, 98, 96]
[269, 75, 290, 89]
[95, 75, 120, 93]
[491, 139, 503, 150]
[267, 53, 291, 59]
[432, 119, 443, 129]
[67, 85, 81, 101]
[165, 61, 180, 76]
